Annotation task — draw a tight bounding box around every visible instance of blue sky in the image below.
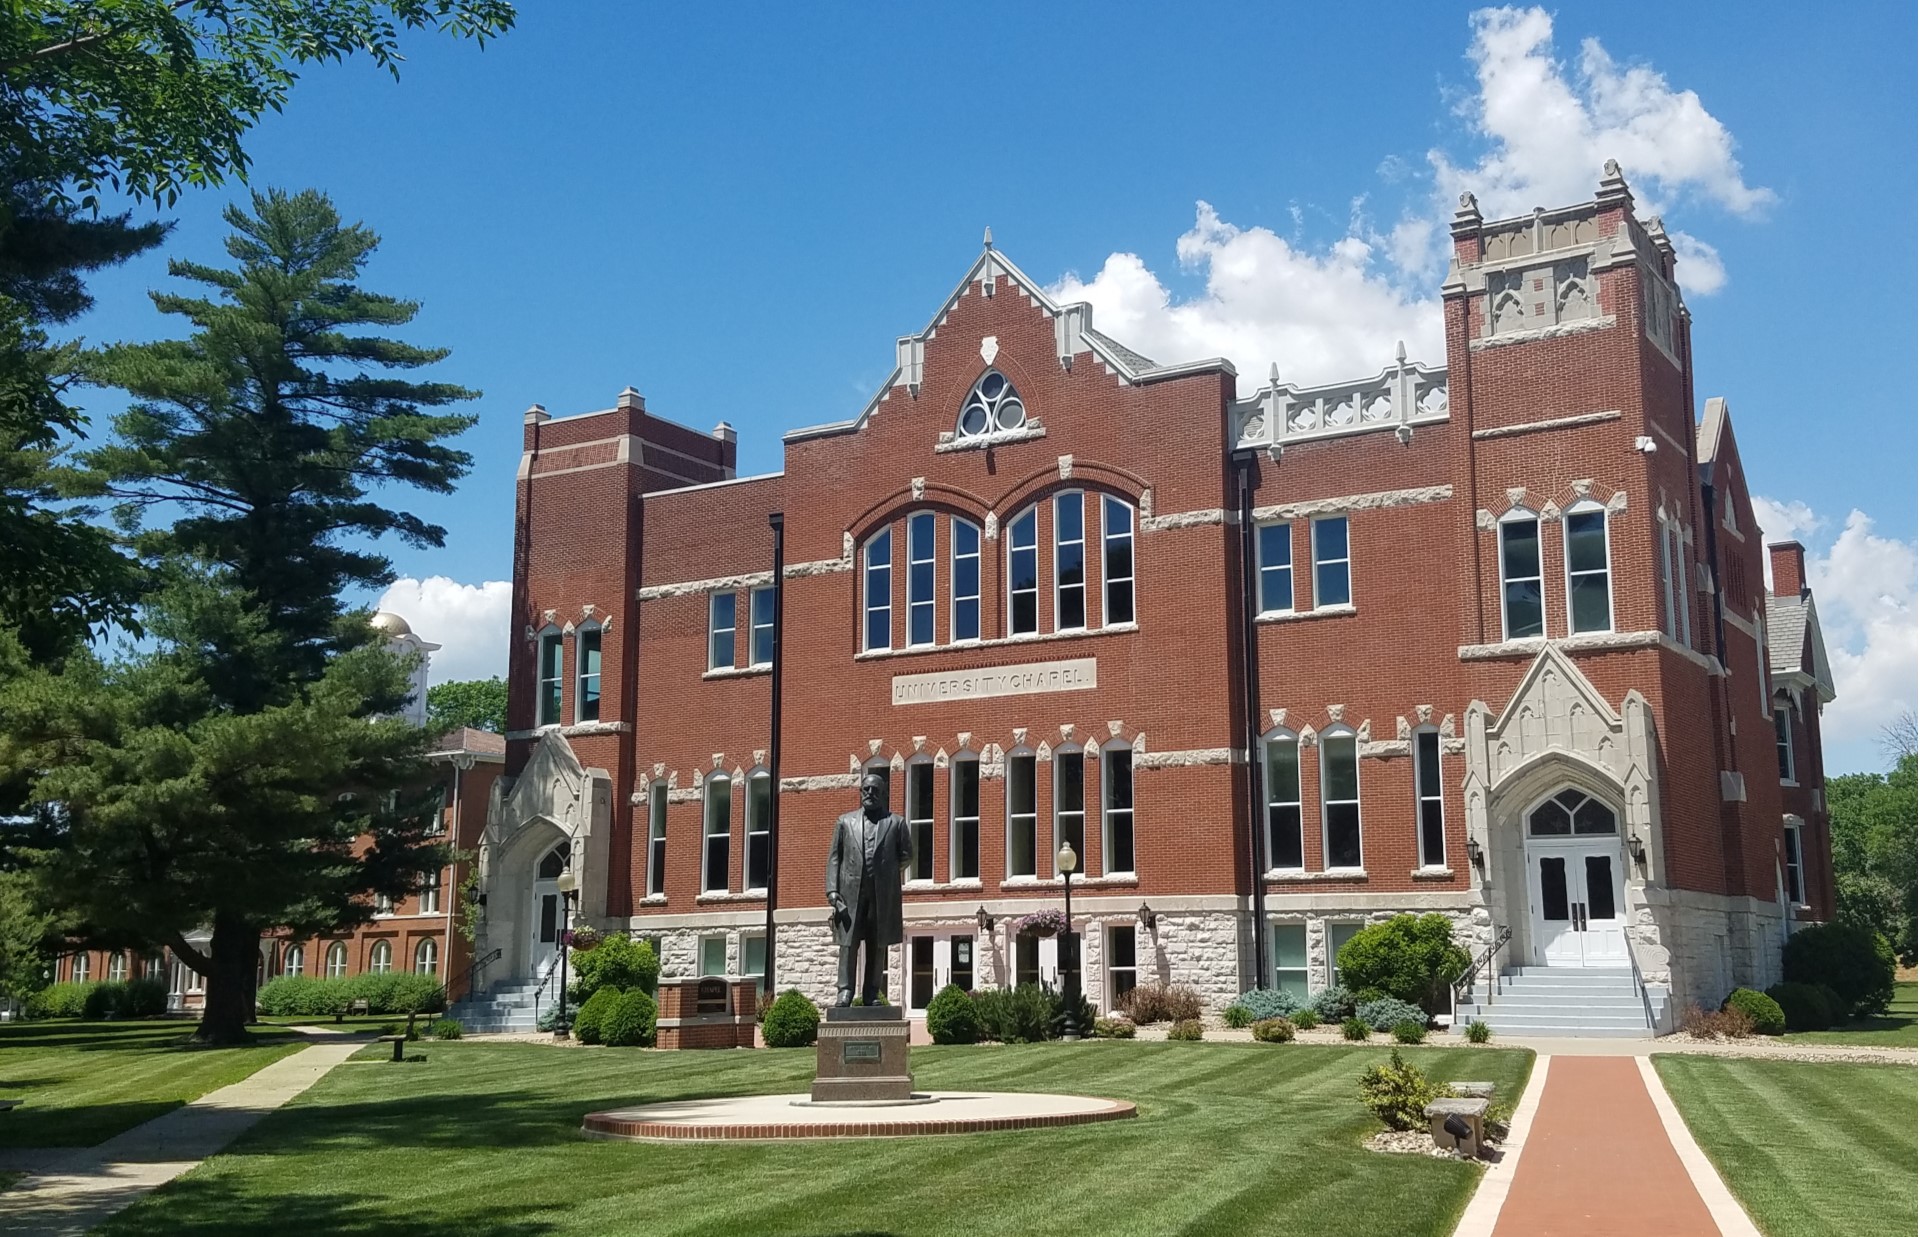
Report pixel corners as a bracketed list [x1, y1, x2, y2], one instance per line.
[68, 3, 1916, 772]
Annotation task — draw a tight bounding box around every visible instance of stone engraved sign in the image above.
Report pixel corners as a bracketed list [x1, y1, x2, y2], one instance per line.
[695, 977, 728, 1015]
[891, 657, 1097, 706]
[841, 1039, 883, 1064]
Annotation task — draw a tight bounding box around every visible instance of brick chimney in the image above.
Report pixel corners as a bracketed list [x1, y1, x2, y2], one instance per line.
[1769, 541, 1807, 598]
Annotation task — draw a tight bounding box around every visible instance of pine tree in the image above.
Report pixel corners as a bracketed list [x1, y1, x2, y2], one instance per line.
[1, 567, 449, 1043]
[73, 188, 479, 704]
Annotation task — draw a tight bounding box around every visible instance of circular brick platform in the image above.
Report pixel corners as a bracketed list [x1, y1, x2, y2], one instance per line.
[582, 1091, 1136, 1141]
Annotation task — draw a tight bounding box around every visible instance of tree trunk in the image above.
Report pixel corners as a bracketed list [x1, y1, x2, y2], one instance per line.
[191, 913, 259, 1045]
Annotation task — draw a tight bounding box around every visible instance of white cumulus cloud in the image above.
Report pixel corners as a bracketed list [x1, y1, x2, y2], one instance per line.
[1754, 500, 1918, 767]
[375, 576, 511, 686]
[1048, 6, 1769, 388]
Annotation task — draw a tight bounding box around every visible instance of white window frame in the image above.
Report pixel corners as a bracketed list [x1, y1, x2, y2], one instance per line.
[745, 769, 771, 894]
[414, 937, 438, 975]
[1562, 502, 1614, 635]
[1326, 920, 1364, 988]
[369, 940, 393, 974]
[326, 942, 348, 978]
[1101, 496, 1135, 627]
[284, 944, 305, 978]
[1256, 521, 1294, 615]
[535, 625, 564, 726]
[647, 781, 668, 897]
[1007, 507, 1039, 636]
[905, 757, 935, 882]
[1101, 743, 1136, 876]
[905, 512, 936, 648]
[863, 528, 893, 652]
[1413, 728, 1445, 870]
[1271, 923, 1308, 1001]
[708, 592, 737, 670]
[1053, 747, 1086, 876]
[950, 753, 981, 881]
[374, 891, 394, 916]
[420, 869, 443, 915]
[1006, 750, 1038, 878]
[108, 952, 127, 982]
[1311, 515, 1351, 609]
[1783, 821, 1806, 907]
[1053, 490, 1087, 632]
[740, 932, 767, 978]
[574, 622, 603, 722]
[1320, 727, 1363, 871]
[950, 517, 982, 643]
[1106, 923, 1138, 1008]
[698, 934, 727, 977]
[702, 773, 732, 893]
[749, 586, 775, 667]
[1498, 510, 1544, 640]
[71, 953, 89, 983]
[1261, 728, 1304, 872]
[1775, 699, 1796, 784]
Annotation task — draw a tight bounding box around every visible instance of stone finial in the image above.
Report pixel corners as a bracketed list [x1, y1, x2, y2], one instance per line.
[1395, 339, 1407, 364]
[1451, 191, 1483, 239]
[1603, 158, 1621, 179]
[524, 403, 550, 425]
[1597, 159, 1633, 209]
[712, 421, 737, 445]
[617, 386, 645, 411]
[983, 225, 994, 251]
[1269, 361, 1281, 387]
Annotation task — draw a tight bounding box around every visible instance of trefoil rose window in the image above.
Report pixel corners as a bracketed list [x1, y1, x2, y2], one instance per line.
[956, 370, 1026, 439]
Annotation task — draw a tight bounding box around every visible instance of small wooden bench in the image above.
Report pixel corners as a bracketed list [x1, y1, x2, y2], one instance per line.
[1424, 1096, 1489, 1157]
[335, 998, 371, 1022]
[376, 1034, 409, 1063]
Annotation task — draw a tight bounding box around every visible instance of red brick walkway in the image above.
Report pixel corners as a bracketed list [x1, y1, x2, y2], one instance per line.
[1491, 1057, 1717, 1237]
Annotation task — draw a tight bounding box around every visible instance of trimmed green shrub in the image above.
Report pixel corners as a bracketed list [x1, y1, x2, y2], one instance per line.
[1230, 987, 1300, 1022]
[1359, 1048, 1445, 1131]
[1340, 1016, 1370, 1041]
[1358, 996, 1428, 1032]
[1251, 1017, 1295, 1043]
[926, 983, 983, 1045]
[1222, 1004, 1253, 1029]
[573, 985, 623, 1044]
[124, 976, 168, 1017]
[1289, 1007, 1320, 1030]
[25, 982, 93, 1019]
[536, 1002, 560, 1032]
[1723, 987, 1785, 1036]
[1761, 981, 1827, 1032]
[974, 984, 1055, 1043]
[1465, 1019, 1492, 1044]
[430, 1018, 463, 1040]
[1782, 923, 1896, 1017]
[1166, 1018, 1203, 1041]
[1310, 985, 1357, 1022]
[602, 989, 658, 1047]
[1336, 914, 1470, 1009]
[1392, 1019, 1428, 1044]
[1091, 1017, 1136, 1039]
[1117, 981, 1203, 1025]
[761, 989, 821, 1048]
[568, 936, 659, 1005]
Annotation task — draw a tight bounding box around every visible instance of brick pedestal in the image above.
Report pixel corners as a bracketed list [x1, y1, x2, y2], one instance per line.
[655, 976, 759, 1049]
[811, 1006, 913, 1102]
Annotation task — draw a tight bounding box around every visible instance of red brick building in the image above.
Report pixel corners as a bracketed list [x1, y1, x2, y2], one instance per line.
[468, 166, 1835, 1034]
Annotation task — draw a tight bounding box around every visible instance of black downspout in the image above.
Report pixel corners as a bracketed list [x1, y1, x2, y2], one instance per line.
[1235, 456, 1271, 987]
[762, 512, 786, 996]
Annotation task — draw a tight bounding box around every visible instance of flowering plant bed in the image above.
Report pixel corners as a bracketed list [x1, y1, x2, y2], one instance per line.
[1013, 909, 1068, 938]
[562, 927, 602, 952]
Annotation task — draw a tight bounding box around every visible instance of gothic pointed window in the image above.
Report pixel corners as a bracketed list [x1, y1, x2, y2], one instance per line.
[956, 370, 1025, 439]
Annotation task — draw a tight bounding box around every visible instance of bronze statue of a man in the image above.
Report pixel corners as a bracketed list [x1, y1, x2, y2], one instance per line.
[826, 773, 913, 1007]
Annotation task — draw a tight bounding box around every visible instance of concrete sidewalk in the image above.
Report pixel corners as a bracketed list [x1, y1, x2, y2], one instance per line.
[0, 1039, 364, 1237]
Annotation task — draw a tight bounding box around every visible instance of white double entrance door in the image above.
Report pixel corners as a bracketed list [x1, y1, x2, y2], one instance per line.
[1527, 840, 1628, 966]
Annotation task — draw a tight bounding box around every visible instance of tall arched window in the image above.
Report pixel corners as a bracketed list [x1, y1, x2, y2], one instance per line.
[1053, 746, 1085, 874]
[1102, 496, 1136, 625]
[1101, 743, 1135, 875]
[1006, 747, 1038, 878]
[905, 756, 934, 882]
[108, 952, 128, 982]
[1499, 511, 1544, 639]
[1054, 491, 1086, 631]
[1007, 507, 1039, 636]
[284, 944, 305, 978]
[535, 625, 564, 726]
[326, 941, 348, 978]
[703, 773, 732, 892]
[1563, 502, 1613, 634]
[414, 938, 438, 975]
[1413, 728, 1445, 869]
[1320, 728, 1363, 870]
[863, 528, 892, 652]
[951, 518, 982, 642]
[574, 622, 603, 722]
[369, 941, 393, 974]
[745, 769, 772, 893]
[906, 512, 936, 647]
[71, 953, 89, 983]
[1261, 729, 1303, 870]
[950, 751, 981, 880]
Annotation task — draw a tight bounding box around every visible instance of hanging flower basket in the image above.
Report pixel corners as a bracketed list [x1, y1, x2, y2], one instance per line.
[563, 926, 602, 952]
[1015, 909, 1069, 939]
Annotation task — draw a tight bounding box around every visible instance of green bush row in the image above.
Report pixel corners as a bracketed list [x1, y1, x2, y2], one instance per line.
[24, 979, 169, 1020]
[255, 973, 446, 1017]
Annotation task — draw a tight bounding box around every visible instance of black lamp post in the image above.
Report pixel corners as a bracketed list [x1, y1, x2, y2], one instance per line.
[554, 868, 579, 1040]
[1056, 840, 1081, 1042]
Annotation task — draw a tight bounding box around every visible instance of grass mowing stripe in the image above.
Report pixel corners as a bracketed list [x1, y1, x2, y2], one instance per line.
[1654, 1056, 1916, 1237]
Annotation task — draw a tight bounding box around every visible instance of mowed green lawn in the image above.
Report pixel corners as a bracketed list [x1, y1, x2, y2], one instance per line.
[0, 1020, 304, 1150]
[100, 1041, 1532, 1237]
[1655, 1055, 1917, 1237]
[1781, 981, 1917, 1047]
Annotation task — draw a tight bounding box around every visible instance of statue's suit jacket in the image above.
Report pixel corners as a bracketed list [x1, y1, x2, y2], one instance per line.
[826, 808, 913, 948]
